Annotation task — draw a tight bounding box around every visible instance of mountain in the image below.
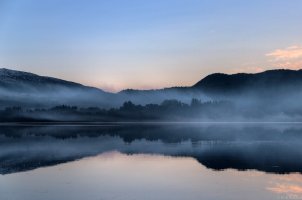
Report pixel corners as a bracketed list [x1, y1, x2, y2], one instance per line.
[0, 68, 105, 92]
[0, 68, 115, 108]
[193, 69, 302, 96]
[118, 69, 302, 104]
[1, 67, 302, 109]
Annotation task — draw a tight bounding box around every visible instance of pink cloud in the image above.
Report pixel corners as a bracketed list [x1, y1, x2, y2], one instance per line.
[266, 45, 302, 70]
[266, 45, 302, 61]
[272, 60, 302, 70]
[267, 184, 302, 194]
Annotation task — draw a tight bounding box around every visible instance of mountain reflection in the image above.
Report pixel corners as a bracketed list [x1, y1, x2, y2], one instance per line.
[1, 123, 302, 175]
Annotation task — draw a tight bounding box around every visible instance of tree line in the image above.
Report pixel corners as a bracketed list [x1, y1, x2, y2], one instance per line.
[0, 99, 234, 122]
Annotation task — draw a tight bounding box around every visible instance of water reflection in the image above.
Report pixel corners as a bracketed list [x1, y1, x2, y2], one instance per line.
[1, 123, 302, 174]
[0, 152, 301, 200]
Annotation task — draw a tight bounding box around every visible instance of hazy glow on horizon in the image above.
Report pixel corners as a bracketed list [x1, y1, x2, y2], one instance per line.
[0, 0, 302, 92]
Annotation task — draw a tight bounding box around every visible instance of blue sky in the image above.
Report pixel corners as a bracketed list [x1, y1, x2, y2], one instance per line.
[0, 0, 302, 91]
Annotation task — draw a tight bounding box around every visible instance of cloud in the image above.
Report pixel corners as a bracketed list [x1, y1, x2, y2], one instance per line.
[266, 45, 302, 70]
[267, 184, 302, 194]
[271, 60, 302, 70]
[266, 46, 302, 61]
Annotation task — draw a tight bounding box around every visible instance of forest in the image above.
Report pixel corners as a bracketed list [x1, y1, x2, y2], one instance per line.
[0, 99, 236, 122]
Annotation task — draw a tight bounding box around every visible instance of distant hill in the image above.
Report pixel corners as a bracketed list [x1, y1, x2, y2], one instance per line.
[118, 69, 302, 101]
[192, 69, 302, 96]
[1, 68, 302, 108]
[0, 68, 106, 93]
[117, 86, 199, 105]
[0, 68, 114, 108]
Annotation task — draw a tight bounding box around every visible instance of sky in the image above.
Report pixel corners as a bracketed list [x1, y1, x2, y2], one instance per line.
[0, 0, 302, 92]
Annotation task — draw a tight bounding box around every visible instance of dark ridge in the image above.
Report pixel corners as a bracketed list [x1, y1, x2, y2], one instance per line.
[193, 69, 302, 94]
[0, 68, 106, 93]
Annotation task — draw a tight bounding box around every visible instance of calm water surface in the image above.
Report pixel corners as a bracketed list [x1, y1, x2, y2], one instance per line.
[0, 123, 302, 200]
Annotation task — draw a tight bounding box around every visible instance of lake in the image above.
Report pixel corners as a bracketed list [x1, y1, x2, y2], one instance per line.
[1, 123, 302, 200]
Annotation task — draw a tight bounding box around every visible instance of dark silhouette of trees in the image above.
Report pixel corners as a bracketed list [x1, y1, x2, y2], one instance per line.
[51, 105, 78, 111]
[190, 98, 202, 107]
[0, 98, 237, 122]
